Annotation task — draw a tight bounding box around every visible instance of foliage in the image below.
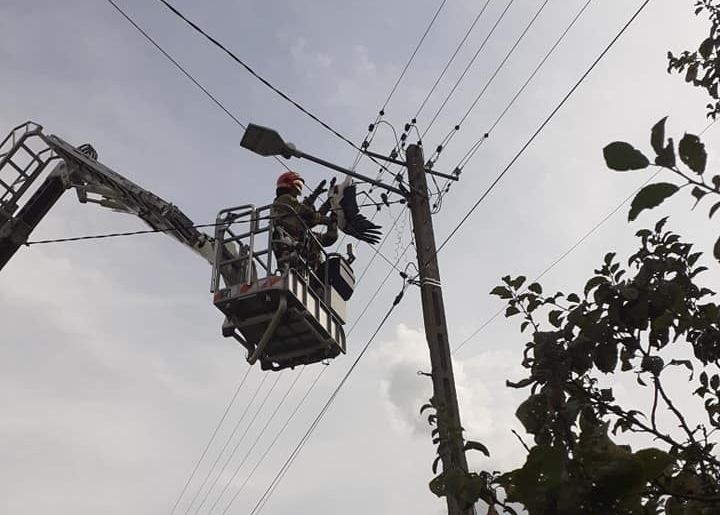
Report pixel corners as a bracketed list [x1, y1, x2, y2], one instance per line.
[667, 1, 720, 119]
[602, 117, 720, 262]
[421, 397, 514, 512]
[487, 222, 720, 514]
[425, 4, 720, 514]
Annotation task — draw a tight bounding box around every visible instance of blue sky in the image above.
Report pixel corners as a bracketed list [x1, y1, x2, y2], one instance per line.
[2, 1, 719, 514]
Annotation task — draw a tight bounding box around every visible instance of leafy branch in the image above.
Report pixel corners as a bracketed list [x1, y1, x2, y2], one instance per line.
[603, 117, 720, 261]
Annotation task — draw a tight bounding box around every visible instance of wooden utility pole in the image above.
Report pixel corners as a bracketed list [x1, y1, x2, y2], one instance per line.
[406, 144, 475, 515]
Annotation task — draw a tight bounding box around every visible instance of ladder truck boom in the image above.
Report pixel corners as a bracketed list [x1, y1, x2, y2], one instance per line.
[0, 121, 235, 278]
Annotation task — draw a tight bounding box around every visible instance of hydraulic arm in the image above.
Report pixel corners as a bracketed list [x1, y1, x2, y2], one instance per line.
[0, 121, 234, 279]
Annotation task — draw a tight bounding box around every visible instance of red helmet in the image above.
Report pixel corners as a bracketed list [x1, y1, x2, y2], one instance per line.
[276, 171, 304, 194]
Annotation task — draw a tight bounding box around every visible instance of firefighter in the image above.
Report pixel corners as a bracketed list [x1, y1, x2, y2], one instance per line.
[271, 171, 337, 271]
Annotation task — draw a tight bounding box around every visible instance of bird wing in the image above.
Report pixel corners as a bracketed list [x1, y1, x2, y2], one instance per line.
[332, 180, 382, 245]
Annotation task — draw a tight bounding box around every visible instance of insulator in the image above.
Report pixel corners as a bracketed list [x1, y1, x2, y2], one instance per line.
[390, 149, 398, 159]
[404, 123, 411, 132]
[426, 160, 434, 169]
[454, 125, 460, 131]
[400, 133, 407, 141]
[361, 139, 369, 149]
[453, 167, 462, 176]
[484, 132, 490, 138]
[436, 145, 443, 154]
[368, 123, 375, 132]
[379, 109, 385, 116]
[411, 118, 417, 124]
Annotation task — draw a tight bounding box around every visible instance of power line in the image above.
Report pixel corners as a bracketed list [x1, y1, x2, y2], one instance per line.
[427, 0, 553, 165]
[247, 281, 409, 515]
[207, 369, 306, 514]
[169, 365, 253, 515]
[155, 0, 390, 177]
[454, 0, 594, 172]
[412, 0, 493, 122]
[103, 0, 290, 171]
[432, 0, 594, 209]
[219, 366, 327, 514]
[352, 0, 450, 173]
[25, 211, 401, 274]
[421, 0, 518, 140]
[381, 0, 449, 112]
[437, 0, 654, 254]
[189, 372, 283, 515]
[452, 169, 662, 355]
[182, 373, 270, 515]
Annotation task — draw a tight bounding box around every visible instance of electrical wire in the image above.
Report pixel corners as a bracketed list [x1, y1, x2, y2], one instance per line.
[427, 0, 553, 165]
[169, 365, 253, 515]
[247, 280, 409, 515]
[381, 0, 449, 112]
[452, 168, 663, 355]
[182, 373, 270, 514]
[218, 366, 327, 515]
[189, 373, 283, 515]
[103, 0, 290, 172]
[350, 0, 449, 173]
[454, 0, 595, 173]
[436, 0, 654, 254]
[412, 0, 493, 122]
[206, 369, 306, 514]
[432, 0, 594, 210]
[154, 0, 394, 178]
[421, 0, 518, 140]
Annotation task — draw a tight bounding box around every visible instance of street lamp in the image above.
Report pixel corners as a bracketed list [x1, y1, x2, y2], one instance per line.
[240, 123, 404, 196]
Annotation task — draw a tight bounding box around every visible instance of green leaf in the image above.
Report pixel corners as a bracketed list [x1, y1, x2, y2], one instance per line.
[650, 117, 668, 154]
[548, 310, 564, 328]
[641, 355, 664, 376]
[527, 282, 542, 294]
[594, 342, 618, 373]
[420, 403, 434, 414]
[505, 305, 520, 317]
[628, 183, 679, 221]
[510, 275, 527, 290]
[699, 36, 714, 59]
[678, 133, 707, 173]
[635, 448, 674, 480]
[604, 142, 650, 171]
[566, 293, 580, 303]
[464, 440, 490, 457]
[584, 276, 608, 296]
[650, 117, 676, 168]
[432, 456, 441, 474]
[709, 200, 720, 218]
[515, 394, 547, 434]
[691, 186, 708, 208]
[490, 286, 513, 299]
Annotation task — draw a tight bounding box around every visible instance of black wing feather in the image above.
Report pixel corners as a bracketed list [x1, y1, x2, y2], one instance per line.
[339, 184, 383, 244]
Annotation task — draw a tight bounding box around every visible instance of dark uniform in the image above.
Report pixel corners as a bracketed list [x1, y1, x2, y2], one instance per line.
[271, 192, 338, 270]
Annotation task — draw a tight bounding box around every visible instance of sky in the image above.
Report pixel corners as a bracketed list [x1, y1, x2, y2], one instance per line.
[1, 0, 720, 514]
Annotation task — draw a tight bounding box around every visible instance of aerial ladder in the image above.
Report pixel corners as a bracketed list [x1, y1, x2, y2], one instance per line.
[0, 121, 355, 371]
